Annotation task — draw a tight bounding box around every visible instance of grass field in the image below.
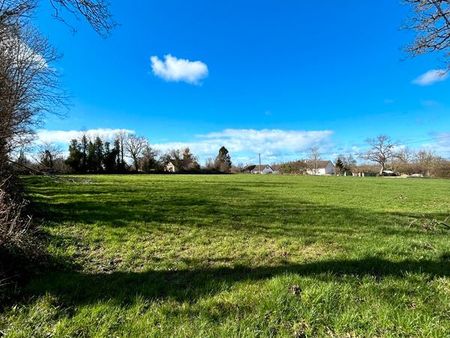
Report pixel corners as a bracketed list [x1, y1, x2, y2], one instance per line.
[1, 175, 450, 337]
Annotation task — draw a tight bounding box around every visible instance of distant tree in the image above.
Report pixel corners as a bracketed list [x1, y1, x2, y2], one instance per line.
[80, 134, 89, 172]
[125, 135, 148, 171]
[342, 154, 357, 173]
[115, 131, 128, 172]
[415, 149, 436, 176]
[230, 162, 244, 173]
[214, 146, 232, 173]
[279, 160, 308, 174]
[181, 147, 200, 171]
[103, 141, 119, 173]
[161, 149, 183, 171]
[204, 157, 215, 170]
[364, 135, 395, 175]
[307, 146, 321, 174]
[38, 143, 62, 170]
[66, 139, 83, 172]
[86, 136, 104, 172]
[335, 154, 356, 175]
[405, 0, 450, 66]
[140, 146, 161, 172]
[335, 157, 344, 175]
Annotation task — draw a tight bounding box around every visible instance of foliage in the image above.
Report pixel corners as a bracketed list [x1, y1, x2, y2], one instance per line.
[214, 146, 232, 173]
[278, 160, 308, 174]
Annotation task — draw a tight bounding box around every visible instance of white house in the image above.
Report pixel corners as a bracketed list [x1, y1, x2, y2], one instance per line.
[251, 164, 278, 174]
[306, 160, 335, 176]
[165, 162, 176, 173]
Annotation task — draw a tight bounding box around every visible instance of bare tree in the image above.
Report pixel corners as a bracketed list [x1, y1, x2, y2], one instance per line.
[0, 0, 114, 169]
[405, 0, 450, 65]
[125, 135, 148, 171]
[364, 135, 395, 175]
[0, 2, 62, 171]
[308, 146, 320, 174]
[36, 142, 62, 169]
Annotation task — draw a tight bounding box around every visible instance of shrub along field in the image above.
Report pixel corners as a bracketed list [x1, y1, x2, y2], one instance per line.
[1, 175, 449, 337]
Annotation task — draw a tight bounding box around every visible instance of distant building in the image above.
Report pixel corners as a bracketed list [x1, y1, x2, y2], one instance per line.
[250, 164, 279, 174]
[306, 160, 335, 176]
[165, 162, 176, 173]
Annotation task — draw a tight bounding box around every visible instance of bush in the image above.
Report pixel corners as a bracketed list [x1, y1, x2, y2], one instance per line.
[0, 174, 41, 305]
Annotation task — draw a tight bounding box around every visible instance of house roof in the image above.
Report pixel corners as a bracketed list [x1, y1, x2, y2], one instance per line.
[251, 164, 273, 171]
[313, 160, 333, 169]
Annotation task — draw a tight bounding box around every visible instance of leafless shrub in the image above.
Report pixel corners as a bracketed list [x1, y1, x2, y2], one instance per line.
[0, 177, 32, 248]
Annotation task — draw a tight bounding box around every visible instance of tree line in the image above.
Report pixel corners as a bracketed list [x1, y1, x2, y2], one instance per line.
[16, 133, 449, 178]
[274, 135, 449, 178]
[17, 133, 234, 174]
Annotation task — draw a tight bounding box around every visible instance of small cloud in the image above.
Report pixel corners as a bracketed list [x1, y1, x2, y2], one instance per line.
[150, 54, 208, 84]
[413, 69, 448, 86]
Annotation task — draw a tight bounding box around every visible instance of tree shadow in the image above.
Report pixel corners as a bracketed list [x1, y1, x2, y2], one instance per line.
[23, 255, 450, 307]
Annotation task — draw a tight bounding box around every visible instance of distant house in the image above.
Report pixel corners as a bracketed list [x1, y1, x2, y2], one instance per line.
[165, 162, 176, 173]
[306, 160, 335, 176]
[250, 164, 279, 174]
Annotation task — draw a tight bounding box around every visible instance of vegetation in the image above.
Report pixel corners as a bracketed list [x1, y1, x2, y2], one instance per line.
[1, 175, 449, 337]
[0, 0, 114, 298]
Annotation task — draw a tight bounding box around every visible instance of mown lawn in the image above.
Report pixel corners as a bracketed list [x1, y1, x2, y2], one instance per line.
[1, 175, 450, 337]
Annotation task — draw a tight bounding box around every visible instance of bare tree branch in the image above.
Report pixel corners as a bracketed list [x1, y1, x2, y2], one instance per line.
[48, 0, 116, 37]
[405, 0, 450, 66]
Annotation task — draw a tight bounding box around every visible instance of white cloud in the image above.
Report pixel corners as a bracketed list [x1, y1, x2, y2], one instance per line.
[413, 69, 448, 86]
[150, 54, 208, 84]
[153, 129, 334, 163]
[36, 128, 135, 145]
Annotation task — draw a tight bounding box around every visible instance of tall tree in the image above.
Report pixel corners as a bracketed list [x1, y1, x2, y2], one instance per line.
[115, 132, 127, 172]
[103, 141, 119, 173]
[364, 135, 395, 175]
[1, 0, 114, 170]
[85, 137, 103, 172]
[335, 157, 344, 175]
[308, 146, 321, 174]
[214, 146, 232, 173]
[125, 135, 148, 171]
[80, 134, 88, 172]
[181, 147, 200, 171]
[0, 1, 61, 173]
[66, 139, 82, 172]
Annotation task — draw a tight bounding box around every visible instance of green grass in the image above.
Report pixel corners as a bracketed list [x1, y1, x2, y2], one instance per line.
[1, 175, 450, 337]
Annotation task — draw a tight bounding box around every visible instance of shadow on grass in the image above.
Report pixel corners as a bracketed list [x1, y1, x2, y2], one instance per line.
[26, 256, 450, 306]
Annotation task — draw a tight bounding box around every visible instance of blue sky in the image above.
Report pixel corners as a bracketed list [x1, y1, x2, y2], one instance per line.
[34, 0, 450, 164]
